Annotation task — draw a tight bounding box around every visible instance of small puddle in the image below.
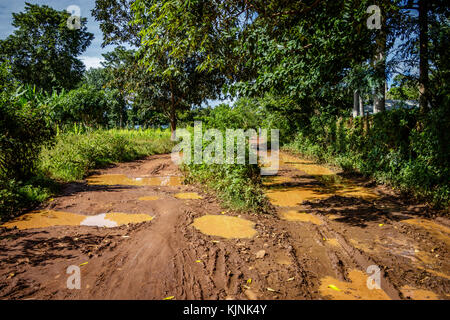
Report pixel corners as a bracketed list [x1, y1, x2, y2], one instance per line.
[279, 210, 323, 225]
[192, 215, 257, 239]
[87, 174, 182, 186]
[138, 196, 159, 201]
[275, 253, 292, 265]
[319, 269, 391, 300]
[262, 152, 378, 208]
[400, 285, 439, 300]
[174, 192, 203, 200]
[402, 218, 450, 245]
[325, 238, 340, 247]
[279, 153, 335, 176]
[417, 266, 450, 280]
[266, 189, 331, 207]
[2, 210, 152, 230]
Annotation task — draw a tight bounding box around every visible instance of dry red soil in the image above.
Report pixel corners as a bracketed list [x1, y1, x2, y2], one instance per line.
[0, 153, 449, 300]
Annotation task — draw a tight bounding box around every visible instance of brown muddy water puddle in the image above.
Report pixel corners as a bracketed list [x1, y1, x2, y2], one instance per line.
[192, 215, 257, 239]
[400, 285, 440, 300]
[87, 174, 183, 187]
[2, 210, 153, 230]
[319, 269, 391, 300]
[174, 192, 203, 200]
[138, 196, 160, 201]
[262, 152, 378, 207]
[279, 210, 323, 225]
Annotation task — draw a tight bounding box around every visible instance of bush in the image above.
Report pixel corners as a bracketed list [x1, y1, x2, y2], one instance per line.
[286, 106, 450, 209]
[0, 86, 55, 181]
[179, 126, 270, 213]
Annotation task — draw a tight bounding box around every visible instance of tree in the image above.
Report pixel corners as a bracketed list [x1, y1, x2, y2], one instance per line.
[387, 74, 419, 100]
[94, 1, 226, 138]
[0, 3, 93, 92]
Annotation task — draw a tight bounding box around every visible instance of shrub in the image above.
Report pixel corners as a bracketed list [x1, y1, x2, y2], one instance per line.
[286, 106, 450, 209]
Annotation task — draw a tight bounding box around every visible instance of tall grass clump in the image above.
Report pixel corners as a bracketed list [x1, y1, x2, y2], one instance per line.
[286, 106, 450, 210]
[40, 128, 173, 181]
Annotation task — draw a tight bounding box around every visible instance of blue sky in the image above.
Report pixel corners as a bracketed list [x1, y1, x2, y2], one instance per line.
[0, 0, 113, 69]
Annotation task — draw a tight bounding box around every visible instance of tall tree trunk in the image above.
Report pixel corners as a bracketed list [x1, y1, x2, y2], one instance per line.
[169, 80, 177, 140]
[373, 27, 386, 114]
[418, 0, 429, 112]
[169, 103, 177, 140]
[353, 90, 360, 117]
[359, 93, 364, 116]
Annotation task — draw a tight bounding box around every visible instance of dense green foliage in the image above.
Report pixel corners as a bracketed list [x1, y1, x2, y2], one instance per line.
[0, 128, 173, 220]
[286, 106, 450, 208]
[0, 3, 93, 92]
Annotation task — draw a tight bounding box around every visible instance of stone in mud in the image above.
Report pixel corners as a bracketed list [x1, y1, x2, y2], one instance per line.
[244, 289, 258, 300]
[256, 250, 266, 259]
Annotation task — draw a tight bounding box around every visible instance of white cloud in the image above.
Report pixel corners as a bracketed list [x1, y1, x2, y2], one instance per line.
[80, 56, 105, 70]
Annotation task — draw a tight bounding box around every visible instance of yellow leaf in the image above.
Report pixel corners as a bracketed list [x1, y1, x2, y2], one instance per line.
[7, 273, 15, 279]
[379, 224, 384, 227]
[328, 284, 341, 291]
[287, 277, 295, 281]
[247, 278, 252, 285]
[79, 262, 88, 267]
[195, 260, 202, 263]
[163, 296, 174, 300]
[266, 287, 276, 292]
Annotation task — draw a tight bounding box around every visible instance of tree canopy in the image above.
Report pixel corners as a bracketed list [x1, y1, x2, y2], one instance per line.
[0, 3, 93, 92]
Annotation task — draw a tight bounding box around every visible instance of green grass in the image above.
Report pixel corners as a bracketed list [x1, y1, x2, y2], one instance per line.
[1, 128, 174, 220]
[40, 128, 173, 181]
[183, 163, 270, 213]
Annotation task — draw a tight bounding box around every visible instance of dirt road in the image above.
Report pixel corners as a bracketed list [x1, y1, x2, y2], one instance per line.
[0, 152, 449, 299]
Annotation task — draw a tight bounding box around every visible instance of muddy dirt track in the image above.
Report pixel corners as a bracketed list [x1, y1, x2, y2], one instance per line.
[0, 152, 449, 300]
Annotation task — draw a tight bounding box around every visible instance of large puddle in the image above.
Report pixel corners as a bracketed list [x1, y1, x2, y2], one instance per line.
[2, 210, 153, 230]
[87, 174, 183, 186]
[402, 218, 450, 245]
[192, 215, 257, 239]
[174, 192, 203, 200]
[319, 269, 391, 300]
[279, 210, 323, 225]
[262, 152, 378, 207]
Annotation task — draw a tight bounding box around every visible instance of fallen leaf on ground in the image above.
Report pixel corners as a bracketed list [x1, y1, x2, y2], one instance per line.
[287, 277, 295, 281]
[266, 287, 276, 292]
[328, 284, 341, 291]
[163, 296, 175, 300]
[79, 262, 88, 267]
